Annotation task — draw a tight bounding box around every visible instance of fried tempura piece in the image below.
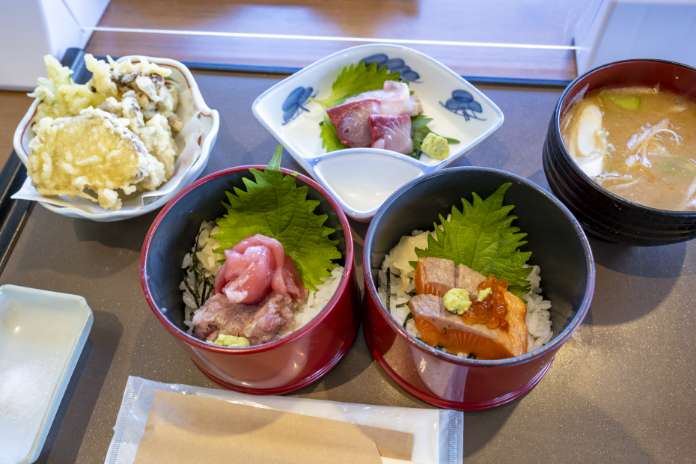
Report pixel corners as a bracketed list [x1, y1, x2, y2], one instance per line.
[28, 108, 165, 209]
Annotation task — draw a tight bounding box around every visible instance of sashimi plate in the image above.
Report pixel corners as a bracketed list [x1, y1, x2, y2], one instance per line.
[252, 44, 504, 221]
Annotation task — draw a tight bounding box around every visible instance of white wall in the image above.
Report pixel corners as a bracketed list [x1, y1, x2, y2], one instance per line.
[0, 0, 110, 90]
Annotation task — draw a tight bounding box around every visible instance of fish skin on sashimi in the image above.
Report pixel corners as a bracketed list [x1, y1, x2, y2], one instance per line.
[369, 114, 413, 154]
[326, 99, 381, 147]
[410, 257, 527, 359]
[408, 293, 528, 359]
[344, 81, 422, 116]
[325, 81, 422, 151]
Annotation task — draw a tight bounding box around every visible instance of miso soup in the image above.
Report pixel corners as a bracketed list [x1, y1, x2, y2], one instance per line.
[561, 86, 696, 211]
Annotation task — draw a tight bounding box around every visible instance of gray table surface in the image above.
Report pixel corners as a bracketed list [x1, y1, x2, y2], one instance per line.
[3, 71, 694, 464]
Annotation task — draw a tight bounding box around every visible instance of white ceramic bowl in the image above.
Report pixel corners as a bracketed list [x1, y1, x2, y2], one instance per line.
[12, 55, 220, 222]
[252, 44, 503, 221]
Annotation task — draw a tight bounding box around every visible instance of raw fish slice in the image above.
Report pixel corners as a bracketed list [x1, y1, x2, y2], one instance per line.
[369, 114, 413, 154]
[243, 293, 296, 344]
[414, 257, 455, 296]
[275, 256, 307, 302]
[233, 234, 286, 268]
[345, 81, 422, 116]
[408, 293, 528, 359]
[232, 234, 306, 301]
[326, 99, 381, 147]
[233, 234, 287, 293]
[192, 293, 297, 344]
[454, 264, 486, 296]
[219, 246, 273, 304]
[215, 234, 307, 304]
[414, 257, 486, 298]
[191, 293, 257, 340]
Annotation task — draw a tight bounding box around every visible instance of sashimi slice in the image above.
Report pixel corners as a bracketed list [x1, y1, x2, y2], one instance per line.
[215, 234, 306, 304]
[218, 246, 273, 304]
[369, 114, 413, 154]
[233, 234, 287, 293]
[454, 264, 486, 296]
[191, 293, 256, 340]
[345, 81, 422, 116]
[414, 257, 455, 297]
[326, 99, 380, 147]
[278, 256, 307, 301]
[243, 293, 296, 344]
[408, 293, 527, 359]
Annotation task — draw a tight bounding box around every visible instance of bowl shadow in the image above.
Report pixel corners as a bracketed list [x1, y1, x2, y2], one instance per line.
[72, 211, 157, 253]
[296, 324, 374, 395]
[36, 311, 123, 463]
[464, 400, 519, 458]
[584, 239, 686, 326]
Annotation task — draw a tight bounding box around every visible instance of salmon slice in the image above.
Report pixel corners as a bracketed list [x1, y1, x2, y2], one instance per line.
[414, 257, 455, 296]
[409, 293, 528, 359]
[455, 264, 485, 296]
[415, 258, 486, 298]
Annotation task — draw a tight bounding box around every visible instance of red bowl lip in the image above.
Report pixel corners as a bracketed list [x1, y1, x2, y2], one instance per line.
[554, 58, 696, 218]
[363, 166, 596, 368]
[140, 165, 354, 355]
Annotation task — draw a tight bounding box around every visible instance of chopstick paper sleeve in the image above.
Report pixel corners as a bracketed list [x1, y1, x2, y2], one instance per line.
[134, 391, 413, 463]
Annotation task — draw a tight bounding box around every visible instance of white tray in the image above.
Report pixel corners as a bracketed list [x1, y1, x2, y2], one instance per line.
[0, 285, 93, 463]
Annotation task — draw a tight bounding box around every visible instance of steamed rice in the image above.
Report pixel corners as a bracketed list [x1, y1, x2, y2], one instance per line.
[377, 230, 553, 355]
[179, 221, 344, 342]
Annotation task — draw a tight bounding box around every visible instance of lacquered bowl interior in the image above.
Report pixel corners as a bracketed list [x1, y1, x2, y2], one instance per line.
[544, 59, 696, 245]
[365, 167, 595, 365]
[142, 167, 348, 347]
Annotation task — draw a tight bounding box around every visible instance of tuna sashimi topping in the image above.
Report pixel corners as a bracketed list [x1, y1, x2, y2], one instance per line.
[194, 233, 307, 345]
[214, 234, 306, 304]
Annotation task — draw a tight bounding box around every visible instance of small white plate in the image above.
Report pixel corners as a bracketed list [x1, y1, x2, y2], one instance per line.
[12, 55, 220, 222]
[0, 285, 93, 464]
[252, 44, 504, 221]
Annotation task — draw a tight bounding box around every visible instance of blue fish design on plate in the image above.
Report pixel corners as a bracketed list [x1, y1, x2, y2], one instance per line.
[282, 86, 314, 124]
[441, 89, 484, 121]
[362, 53, 421, 82]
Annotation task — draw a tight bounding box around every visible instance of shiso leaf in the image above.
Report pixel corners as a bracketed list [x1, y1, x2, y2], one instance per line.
[416, 183, 532, 295]
[320, 114, 347, 152]
[213, 146, 342, 290]
[315, 61, 399, 108]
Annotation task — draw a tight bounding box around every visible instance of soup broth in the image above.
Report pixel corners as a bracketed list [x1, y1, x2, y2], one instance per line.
[561, 86, 696, 211]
